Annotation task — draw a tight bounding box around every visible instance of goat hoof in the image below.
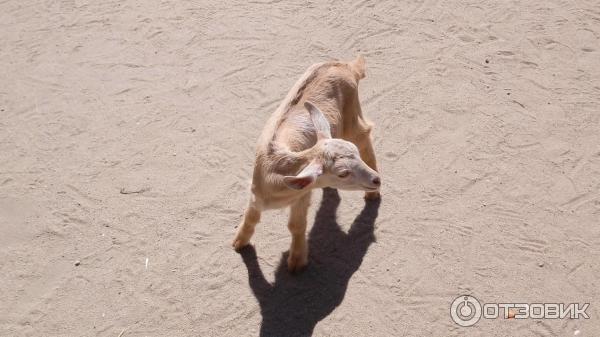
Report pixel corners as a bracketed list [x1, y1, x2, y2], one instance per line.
[232, 238, 250, 251]
[364, 191, 381, 200]
[287, 254, 308, 273]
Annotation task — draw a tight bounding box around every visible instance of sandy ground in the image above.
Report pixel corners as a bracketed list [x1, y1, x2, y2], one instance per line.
[1, 0, 600, 336]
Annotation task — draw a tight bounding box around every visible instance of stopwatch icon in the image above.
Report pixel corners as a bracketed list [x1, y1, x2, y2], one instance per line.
[450, 295, 482, 327]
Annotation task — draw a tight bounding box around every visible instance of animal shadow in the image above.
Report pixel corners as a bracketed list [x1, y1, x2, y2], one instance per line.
[239, 187, 381, 337]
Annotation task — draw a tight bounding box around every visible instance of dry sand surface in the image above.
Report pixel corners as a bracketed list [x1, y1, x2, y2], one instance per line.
[1, 0, 600, 336]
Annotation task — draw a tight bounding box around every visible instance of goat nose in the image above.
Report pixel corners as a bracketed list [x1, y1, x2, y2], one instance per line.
[372, 176, 381, 186]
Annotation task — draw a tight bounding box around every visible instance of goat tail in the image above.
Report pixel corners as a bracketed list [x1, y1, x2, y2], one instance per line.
[349, 55, 366, 80]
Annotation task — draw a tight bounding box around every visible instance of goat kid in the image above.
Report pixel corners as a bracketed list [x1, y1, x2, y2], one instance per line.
[233, 56, 381, 272]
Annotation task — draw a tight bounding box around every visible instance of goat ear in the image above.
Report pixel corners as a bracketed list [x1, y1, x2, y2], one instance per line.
[304, 101, 332, 139]
[283, 159, 323, 190]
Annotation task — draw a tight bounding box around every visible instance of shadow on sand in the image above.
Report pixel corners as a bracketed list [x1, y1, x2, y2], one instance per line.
[239, 187, 381, 337]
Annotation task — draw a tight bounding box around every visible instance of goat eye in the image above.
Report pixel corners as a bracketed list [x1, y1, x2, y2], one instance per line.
[338, 171, 350, 178]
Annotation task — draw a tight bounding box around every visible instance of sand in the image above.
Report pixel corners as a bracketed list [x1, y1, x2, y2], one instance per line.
[1, 0, 599, 336]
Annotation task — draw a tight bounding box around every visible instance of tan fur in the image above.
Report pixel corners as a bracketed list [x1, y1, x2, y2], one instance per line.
[233, 56, 380, 272]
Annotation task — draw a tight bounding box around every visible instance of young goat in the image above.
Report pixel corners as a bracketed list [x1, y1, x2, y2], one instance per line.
[233, 56, 381, 272]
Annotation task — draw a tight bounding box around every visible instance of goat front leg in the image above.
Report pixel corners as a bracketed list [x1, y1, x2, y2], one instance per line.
[232, 202, 261, 251]
[287, 193, 311, 273]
